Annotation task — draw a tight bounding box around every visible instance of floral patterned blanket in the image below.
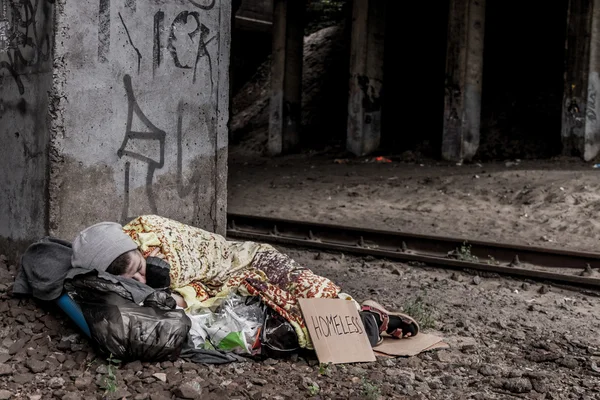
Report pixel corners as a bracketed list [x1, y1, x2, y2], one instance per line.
[122, 214, 347, 349]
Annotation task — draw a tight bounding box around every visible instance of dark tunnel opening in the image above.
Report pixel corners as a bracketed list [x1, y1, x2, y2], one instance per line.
[478, 0, 569, 161]
[381, 1, 450, 158]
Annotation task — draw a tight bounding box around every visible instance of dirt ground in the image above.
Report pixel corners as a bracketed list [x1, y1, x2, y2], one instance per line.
[2, 154, 600, 399]
[1, 245, 600, 399]
[228, 152, 600, 253]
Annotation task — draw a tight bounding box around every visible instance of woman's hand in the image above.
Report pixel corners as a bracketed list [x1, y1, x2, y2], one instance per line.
[171, 293, 188, 308]
[150, 247, 165, 259]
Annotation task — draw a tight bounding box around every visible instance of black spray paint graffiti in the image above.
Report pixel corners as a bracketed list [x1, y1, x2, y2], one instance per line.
[0, 0, 54, 95]
[98, 2, 216, 85]
[124, 0, 135, 12]
[118, 12, 141, 74]
[97, 0, 110, 63]
[155, 11, 216, 86]
[187, 0, 215, 10]
[118, 81, 216, 224]
[152, 10, 163, 76]
[587, 89, 597, 123]
[118, 74, 166, 222]
[165, 11, 215, 86]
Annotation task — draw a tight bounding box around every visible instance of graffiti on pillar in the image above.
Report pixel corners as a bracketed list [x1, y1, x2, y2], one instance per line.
[444, 75, 462, 121]
[118, 74, 166, 222]
[118, 12, 142, 74]
[152, 10, 164, 76]
[0, 0, 54, 96]
[93, 2, 220, 223]
[187, 0, 215, 10]
[98, 0, 110, 62]
[124, 0, 135, 12]
[98, 1, 217, 84]
[118, 78, 217, 223]
[164, 11, 216, 86]
[0, 0, 53, 123]
[587, 90, 597, 123]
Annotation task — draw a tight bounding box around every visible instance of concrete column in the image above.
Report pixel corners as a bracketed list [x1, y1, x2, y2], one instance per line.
[1, 0, 231, 256]
[442, 0, 486, 162]
[268, 0, 304, 155]
[346, 0, 386, 157]
[562, 0, 600, 161]
[0, 0, 55, 258]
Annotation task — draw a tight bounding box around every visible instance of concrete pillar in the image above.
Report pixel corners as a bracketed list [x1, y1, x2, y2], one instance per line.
[268, 0, 304, 155]
[442, 0, 486, 162]
[346, 0, 386, 157]
[1, 0, 231, 257]
[562, 0, 600, 161]
[0, 0, 54, 258]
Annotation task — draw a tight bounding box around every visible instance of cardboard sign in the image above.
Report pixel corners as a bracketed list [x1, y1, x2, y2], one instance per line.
[373, 333, 449, 357]
[298, 298, 376, 364]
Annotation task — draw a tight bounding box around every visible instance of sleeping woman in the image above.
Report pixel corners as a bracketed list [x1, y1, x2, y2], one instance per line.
[71, 214, 419, 349]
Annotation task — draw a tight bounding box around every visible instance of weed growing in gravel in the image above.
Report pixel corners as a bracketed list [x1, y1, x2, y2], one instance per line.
[448, 242, 479, 262]
[402, 294, 436, 330]
[307, 382, 320, 396]
[100, 354, 121, 394]
[454, 242, 479, 262]
[318, 362, 332, 376]
[362, 378, 381, 400]
[487, 255, 500, 265]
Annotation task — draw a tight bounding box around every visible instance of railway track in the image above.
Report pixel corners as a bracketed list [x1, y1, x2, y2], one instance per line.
[226, 213, 600, 290]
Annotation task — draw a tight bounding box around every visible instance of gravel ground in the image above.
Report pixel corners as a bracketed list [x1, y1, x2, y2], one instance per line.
[1, 248, 600, 399]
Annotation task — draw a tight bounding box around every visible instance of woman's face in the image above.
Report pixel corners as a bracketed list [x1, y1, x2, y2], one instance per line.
[120, 250, 147, 284]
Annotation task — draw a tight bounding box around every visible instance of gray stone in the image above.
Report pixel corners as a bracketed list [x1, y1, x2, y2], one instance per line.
[0, 363, 12, 376]
[478, 364, 502, 377]
[26, 359, 46, 373]
[125, 360, 144, 372]
[538, 285, 550, 294]
[12, 373, 34, 384]
[348, 366, 366, 376]
[427, 379, 443, 390]
[250, 378, 268, 386]
[173, 383, 202, 399]
[504, 378, 532, 393]
[0, 390, 11, 400]
[378, 358, 395, 367]
[49, 377, 65, 389]
[557, 356, 579, 369]
[150, 394, 171, 400]
[95, 365, 108, 374]
[532, 379, 549, 393]
[74, 376, 93, 391]
[8, 339, 27, 355]
[61, 393, 82, 400]
[384, 369, 414, 386]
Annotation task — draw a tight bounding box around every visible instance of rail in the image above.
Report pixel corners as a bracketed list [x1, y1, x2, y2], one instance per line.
[226, 213, 600, 290]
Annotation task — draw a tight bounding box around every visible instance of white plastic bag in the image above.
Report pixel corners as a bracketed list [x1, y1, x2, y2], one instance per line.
[187, 293, 264, 355]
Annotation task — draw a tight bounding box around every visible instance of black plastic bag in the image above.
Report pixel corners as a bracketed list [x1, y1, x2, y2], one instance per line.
[65, 277, 191, 362]
[259, 307, 300, 358]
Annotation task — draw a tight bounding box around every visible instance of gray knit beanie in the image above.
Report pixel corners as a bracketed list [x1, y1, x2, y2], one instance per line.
[71, 222, 138, 272]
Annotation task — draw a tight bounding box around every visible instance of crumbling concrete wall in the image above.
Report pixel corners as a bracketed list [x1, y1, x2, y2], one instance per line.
[0, 0, 55, 259]
[1, 0, 230, 257]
